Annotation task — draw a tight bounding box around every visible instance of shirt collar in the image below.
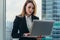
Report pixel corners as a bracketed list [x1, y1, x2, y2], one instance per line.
[25, 15, 31, 19]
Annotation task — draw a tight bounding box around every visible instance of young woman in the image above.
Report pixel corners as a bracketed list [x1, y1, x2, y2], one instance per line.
[11, 0, 39, 40]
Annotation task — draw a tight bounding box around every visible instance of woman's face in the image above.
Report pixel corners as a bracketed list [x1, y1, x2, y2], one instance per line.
[26, 3, 34, 16]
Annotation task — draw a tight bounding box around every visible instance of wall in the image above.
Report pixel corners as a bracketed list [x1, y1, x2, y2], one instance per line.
[0, 0, 6, 40]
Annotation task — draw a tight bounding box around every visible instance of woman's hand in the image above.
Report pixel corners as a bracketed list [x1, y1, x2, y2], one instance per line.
[23, 33, 42, 40]
[23, 33, 31, 37]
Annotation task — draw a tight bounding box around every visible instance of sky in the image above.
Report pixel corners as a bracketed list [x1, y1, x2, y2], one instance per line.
[6, 0, 42, 22]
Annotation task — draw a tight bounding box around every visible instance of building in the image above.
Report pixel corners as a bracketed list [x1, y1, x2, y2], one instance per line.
[42, 0, 60, 40]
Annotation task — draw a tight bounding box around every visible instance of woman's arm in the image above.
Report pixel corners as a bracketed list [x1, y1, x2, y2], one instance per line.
[11, 16, 20, 38]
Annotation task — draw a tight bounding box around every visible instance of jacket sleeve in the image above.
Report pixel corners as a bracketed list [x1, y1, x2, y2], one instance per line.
[11, 16, 20, 38]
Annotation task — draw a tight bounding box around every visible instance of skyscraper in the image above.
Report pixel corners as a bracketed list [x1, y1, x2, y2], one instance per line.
[42, 0, 60, 40]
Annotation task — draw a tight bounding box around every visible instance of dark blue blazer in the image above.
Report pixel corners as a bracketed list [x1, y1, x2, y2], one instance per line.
[11, 15, 39, 40]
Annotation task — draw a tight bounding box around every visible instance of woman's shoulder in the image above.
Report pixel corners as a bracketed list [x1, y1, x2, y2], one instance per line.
[13, 15, 23, 23]
[16, 15, 23, 19]
[33, 15, 39, 19]
[14, 15, 23, 21]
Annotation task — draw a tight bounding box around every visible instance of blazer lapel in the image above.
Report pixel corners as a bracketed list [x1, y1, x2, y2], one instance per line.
[22, 15, 36, 33]
[23, 16, 29, 32]
[31, 15, 35, 22]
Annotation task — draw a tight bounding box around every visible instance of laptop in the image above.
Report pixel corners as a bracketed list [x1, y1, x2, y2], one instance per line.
[23, 20, 54, 37]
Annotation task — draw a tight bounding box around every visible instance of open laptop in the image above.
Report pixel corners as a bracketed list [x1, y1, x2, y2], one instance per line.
[23, 20, 54, 37]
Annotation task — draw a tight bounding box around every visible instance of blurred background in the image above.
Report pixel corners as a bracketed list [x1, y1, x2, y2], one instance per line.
[6, 0, 60, 40]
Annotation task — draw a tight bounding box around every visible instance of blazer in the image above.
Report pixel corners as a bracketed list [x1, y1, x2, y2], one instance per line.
[11, 15, 39, 40]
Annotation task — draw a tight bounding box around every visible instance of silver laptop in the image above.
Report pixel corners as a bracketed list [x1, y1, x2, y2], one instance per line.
[30, 20, 54, 37]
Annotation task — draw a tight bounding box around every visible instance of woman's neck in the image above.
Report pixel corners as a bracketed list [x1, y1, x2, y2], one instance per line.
[25, 14, 31, 17]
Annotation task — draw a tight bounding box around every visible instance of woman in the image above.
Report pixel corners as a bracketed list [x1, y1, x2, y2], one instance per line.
[11, 0, 39, 40]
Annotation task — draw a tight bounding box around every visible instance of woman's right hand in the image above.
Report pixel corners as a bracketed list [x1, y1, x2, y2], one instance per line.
[23, 33, 41, 40]
[23, 33, 31, 37]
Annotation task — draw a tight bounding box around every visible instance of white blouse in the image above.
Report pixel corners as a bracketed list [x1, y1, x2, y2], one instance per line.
[25, 15, 33, 32]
